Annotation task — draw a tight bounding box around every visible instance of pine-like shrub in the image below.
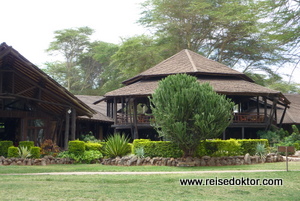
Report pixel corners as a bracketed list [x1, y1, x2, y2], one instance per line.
[8, 146, 19, 158]
[30, 146, 41, 158]
[0, 141, 13, 157]
[68, 140, 85, 156]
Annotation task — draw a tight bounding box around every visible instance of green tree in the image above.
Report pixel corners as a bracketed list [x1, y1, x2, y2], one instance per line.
[149, 74, 235, 157]
[46, 26, 94, 91]
[139, 0, 286, 75]
[76, 41, 119, 95]
[111, 35, 165, 79]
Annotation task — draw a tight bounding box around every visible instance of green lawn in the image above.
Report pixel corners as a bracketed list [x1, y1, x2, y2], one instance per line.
[0, 162, 299, 201]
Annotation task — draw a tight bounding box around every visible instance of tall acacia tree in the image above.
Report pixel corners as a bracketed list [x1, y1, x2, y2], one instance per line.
[139, 0, 286, 75]
[149, 74, 235, 157]
[46, 26, 94, 91]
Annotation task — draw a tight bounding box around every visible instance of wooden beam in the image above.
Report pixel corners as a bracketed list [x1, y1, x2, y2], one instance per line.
[71, 108, 76, 140]
[113, 97, 117, 124]
[64, 110, 70, 150]
[279, 106, 288, 128]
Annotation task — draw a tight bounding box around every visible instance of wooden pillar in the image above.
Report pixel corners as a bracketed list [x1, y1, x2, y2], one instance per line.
[64, 110, 70, 150]
[133, 98, 139, 139]
[71, 108, 76, 140]
[242, 127, 245, 139]
[263, 97, 267, 122]
[256, 96, 260, 116]
[279, 106, 288, 128]
[113, 97, 117, 124]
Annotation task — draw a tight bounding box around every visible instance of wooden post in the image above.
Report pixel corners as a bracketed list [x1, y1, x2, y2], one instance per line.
[113, 97, 117, 124]
[133, 98, 139, 139]
[242, 127, 245, 139]
[64, 110, 70, 150]
[279, 106, 288, 128]
[71, 108, 76, 140]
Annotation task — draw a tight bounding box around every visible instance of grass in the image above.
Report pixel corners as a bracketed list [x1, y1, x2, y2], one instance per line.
[0, 162, 299, 200]
[0, 161, 299, 174]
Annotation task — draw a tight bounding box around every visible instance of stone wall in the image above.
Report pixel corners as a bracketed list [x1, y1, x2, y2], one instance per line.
[0, 153, 283, 166]
[101, 153, 284, 167]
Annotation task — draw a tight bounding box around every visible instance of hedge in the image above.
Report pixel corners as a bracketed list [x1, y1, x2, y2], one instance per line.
[0, 141, 13, 157]
[69, 140, 85, 155]
[30, 146, 41, 158]
[85, 142, 103, 152]
[133, 139, 183, 158]
[7, 146, 19, 158]
[133, 139, 269, 158]
[19, 141, 34, 150]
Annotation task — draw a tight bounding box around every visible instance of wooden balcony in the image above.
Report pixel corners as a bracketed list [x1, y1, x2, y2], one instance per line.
[233, 113, 265, 123]
[115, 113, 267, 126]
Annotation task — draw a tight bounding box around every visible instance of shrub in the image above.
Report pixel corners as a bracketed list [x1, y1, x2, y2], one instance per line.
[197, 139, 242, 157]
[255, 143, 268, 162]
[85, 142, 103, 152]
[19, 141, 34, 150]
[80, 132, 101, 143]
[40, 139, 60, 157]
[239, 139, 269, 155]
[68, 140, 85, 155]
[30, 146, 41, 158]
[18, 146, 32, 158]
[0, 141, 13, 157]
[149, 74, 235, 157]
[58, 150, 103, 164]
[7, 146, 19, 158]
[133, 139, 183, 158]
[104, 133, 131, 158]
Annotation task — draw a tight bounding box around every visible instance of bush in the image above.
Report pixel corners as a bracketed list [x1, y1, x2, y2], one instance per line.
[7, 146, 19, 158]
[58, 150, 103, 164]
[40, 139, 60, 157]
[85, 142, 103, 152]
[104, 133, 131, 158]
[30, 146, 41, 158]
[0, 141, 13, 157]
[68, 140, 85, 155]
[19, 141, 34, 150]
[238, 139, 269, 155]
[197, 139, 242, 157]
[133, 139, 183, 158]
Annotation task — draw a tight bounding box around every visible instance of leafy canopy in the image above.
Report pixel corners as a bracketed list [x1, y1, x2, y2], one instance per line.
[149, 74, 235, 157]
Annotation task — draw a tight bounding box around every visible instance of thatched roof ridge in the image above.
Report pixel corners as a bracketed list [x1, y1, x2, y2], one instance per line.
[123, 49, 252, 85]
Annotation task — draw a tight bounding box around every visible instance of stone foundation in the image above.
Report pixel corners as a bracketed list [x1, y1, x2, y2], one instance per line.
[101, 153, 284, 167]
[0, 153, 284, 166]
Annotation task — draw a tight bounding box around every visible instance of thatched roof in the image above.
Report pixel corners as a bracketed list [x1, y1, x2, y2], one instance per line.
[123, 49, 253, 85]
[76, 95, 113, 123]
[277, 94, 300, 124]
[102, 49, 290, 106]
[0, 42, 95, 117]
[105, 78, 287, 99]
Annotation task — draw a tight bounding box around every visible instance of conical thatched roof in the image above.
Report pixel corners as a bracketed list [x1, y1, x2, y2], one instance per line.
[102, 49, 289, 106]
[123, 49, 252, 85]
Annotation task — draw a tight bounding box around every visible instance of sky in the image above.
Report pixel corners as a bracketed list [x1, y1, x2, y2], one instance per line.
[1, 0, 299, 83]
[1, 0, 147, 66]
